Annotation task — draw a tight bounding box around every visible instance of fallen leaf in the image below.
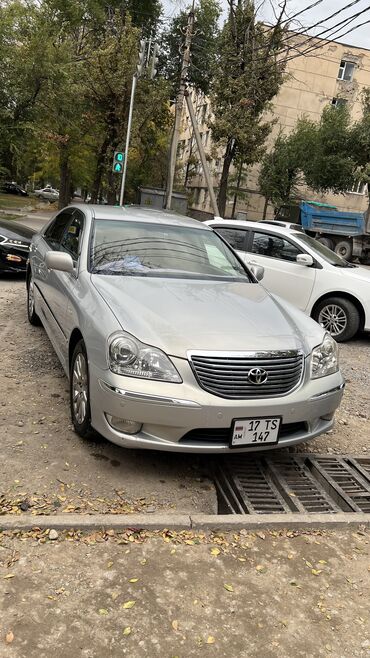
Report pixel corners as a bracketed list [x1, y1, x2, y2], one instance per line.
[172, 620, 179, 631]
[111, 592, 119, 601]
[305, 561, 313, 568]
[256, 531, 266, 540]
[5, 631, 14, 644]
[122, 600, 136, 609]
[210, 547, 220, 556]
[123, 627, 132, 636]
[206, 636, 216, 644]
[140, 559, 147, 565]
[224, 584, 234, 592]
[107, 561, 114, 569]
[311, 569, 322, 576]
[318, 560, 327, 565]
[256, 565, 266, 573]
[99, 608, 109, 615]
[129, 578, 139, 583]
[3, 574, 15, 579]
[185, 540, 195, 545]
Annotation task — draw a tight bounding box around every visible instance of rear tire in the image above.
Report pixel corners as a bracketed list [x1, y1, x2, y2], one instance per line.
[313, 296, 360, 342]
[27, 274, 41, 326]
[317, 237, 334, 250]
[334, 240, 352, 261]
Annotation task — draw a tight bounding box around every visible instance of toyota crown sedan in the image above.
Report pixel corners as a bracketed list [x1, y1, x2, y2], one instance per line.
[27, 205, 344, 453]
[207, 218, 370, 342]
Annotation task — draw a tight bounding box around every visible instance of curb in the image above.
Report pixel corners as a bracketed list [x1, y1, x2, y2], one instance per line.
[0, 513, 369, 532]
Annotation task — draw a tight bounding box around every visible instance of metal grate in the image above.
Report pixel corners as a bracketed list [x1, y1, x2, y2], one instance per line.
[214, 454, 370, 515]
[189, 351, 304, 399]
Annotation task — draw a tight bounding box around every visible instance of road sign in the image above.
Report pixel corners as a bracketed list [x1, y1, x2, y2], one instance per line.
[112, 151, 125, 173]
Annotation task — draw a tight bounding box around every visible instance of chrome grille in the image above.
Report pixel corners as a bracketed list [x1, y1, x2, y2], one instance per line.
[189, 351, 304, 399]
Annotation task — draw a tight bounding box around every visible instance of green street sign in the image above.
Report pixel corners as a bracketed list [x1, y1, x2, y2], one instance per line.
[112, 150, 125, 173]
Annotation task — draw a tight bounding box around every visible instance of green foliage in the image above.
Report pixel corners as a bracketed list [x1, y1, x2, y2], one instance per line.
[210, 0, 288, 215]
[258, 133, 302, 206]
[161, 0, 221, 95]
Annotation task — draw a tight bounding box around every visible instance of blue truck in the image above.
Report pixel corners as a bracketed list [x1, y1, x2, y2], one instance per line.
[277, 200, 370, 262]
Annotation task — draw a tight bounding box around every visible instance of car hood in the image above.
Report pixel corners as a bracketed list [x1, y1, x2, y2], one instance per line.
[0, 220, 35, 241]
[335, 263, 370, 283]
[91, 276, 324, 358]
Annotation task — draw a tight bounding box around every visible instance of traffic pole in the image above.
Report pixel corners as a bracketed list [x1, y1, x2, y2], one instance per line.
[119, 73, 137, 206]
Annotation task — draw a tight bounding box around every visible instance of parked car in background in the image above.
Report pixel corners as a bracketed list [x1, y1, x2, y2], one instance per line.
[207, 218, 370, 342]
[0, 219, 34, 273]
[34, 186, 59, 201]
[0, 181, 28, 196]
[27, 205, 343, 453]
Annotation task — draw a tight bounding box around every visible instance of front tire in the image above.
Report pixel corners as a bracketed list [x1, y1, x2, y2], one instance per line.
[70, 340, 95, 439]
[313, 296, 360, 342]
[27, 274, 41, 326]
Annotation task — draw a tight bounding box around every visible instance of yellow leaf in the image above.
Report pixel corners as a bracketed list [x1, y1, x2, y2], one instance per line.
[210, 547, 220, 556]
[122, 600, 136, 609]
[5, 631, 14, 644]
[238, 557, 246, 562]
[123, 627, 132, 636]
[3, 574, 15, 579]
[172, 620, 179, 631]
[224, 584, 234, 592]
[311, 569, 322, 576]
[305, 561, 313, 568]
[185, 539, 195, 545]
[170, 548, 176, 554]
[318, 560, 327, 565]
[140, 559, 147, 565]
[256, 565, 266, 573]
[129, 578, 139, 583]
[111, 592, 119, 601]
[107, 561, 114, 568]
[98, 608, 109, 615]
[206, 636, 216, 644]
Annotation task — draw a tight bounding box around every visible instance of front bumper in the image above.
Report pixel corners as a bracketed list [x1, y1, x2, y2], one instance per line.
[89, 357, 345, 453]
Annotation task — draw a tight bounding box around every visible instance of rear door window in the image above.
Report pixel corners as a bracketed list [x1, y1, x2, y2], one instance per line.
[214, 227, 248, 251]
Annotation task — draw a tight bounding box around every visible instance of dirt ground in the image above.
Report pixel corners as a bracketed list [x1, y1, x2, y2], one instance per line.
[0, 278, 369, 517]
[0, 527, 369, 658]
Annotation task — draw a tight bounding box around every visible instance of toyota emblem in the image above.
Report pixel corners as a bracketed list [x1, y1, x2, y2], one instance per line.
[247, 367, 268, 385]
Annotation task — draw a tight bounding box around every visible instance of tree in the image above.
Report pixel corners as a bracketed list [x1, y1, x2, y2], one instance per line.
[161, 0, 221, 96]
[350, 90, 370, 218]
[210, 0, 289, 216]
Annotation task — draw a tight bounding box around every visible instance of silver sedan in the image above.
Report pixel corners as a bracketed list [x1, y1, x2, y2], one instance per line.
[27, 205, 344, 453]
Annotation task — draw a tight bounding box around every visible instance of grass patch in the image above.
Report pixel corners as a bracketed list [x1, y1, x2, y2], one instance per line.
[0, 212, 21, 221]
[0, 193, 37, 211]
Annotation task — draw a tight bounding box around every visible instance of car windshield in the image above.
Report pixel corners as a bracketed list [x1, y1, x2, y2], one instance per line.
[293, 232, 356, 267]
[90, 219, 251, 281]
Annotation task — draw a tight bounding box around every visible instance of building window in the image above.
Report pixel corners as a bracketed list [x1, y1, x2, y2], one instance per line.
[337, 60, 355, 82]
[348, 180, 367, 195]
[332, 97, 347, 108]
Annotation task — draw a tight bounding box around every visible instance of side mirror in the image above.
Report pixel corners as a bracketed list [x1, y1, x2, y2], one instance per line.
[296, 253, 314, 267]
[45, 251, 74, 273]
[250, 264, 264, 281]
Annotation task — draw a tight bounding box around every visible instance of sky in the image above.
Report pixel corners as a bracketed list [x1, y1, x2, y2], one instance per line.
[161, 0, 370, 49]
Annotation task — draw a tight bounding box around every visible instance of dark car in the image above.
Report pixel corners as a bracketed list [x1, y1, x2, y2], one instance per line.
[0, 181, 28, 197]
[0, 220, 35, 273]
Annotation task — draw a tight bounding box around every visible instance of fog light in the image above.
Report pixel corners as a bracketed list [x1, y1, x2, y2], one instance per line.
[106, 414, 142, 434]
[6, 254, 22, 262]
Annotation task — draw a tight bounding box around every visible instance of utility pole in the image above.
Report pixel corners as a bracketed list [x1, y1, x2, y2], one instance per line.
[165, 1, 195, 210]
[184, 91, 220, 217]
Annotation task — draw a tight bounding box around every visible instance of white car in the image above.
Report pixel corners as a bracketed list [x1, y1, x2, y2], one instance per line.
[207, 219, 370, 342]
[34, 186, 59, 201]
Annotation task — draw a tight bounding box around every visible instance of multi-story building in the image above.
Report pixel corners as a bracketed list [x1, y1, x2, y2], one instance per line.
[177, 32, 370, 220]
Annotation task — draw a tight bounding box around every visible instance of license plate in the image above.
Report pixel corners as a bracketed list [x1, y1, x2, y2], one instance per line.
[230, 417, 281, 448]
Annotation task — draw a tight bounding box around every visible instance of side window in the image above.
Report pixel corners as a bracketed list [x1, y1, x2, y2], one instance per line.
[214, 227, 247, 251]
[44, 212, 73, 249]
[252, 232, 301, 262]
[60, 212, 84, 261]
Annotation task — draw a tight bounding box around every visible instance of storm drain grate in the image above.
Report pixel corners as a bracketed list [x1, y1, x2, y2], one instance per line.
[214, 454, 370, 514]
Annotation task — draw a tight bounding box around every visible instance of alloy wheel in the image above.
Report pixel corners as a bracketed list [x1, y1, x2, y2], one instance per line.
[318, 304, 347, 337]
[72, 352, 88, 425]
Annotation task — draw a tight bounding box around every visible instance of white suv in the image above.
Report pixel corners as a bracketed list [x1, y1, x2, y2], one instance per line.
[207, 219, 370, 342]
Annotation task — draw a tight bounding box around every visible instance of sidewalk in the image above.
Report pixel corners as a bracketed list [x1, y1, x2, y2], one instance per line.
[0, 527, 369, 657]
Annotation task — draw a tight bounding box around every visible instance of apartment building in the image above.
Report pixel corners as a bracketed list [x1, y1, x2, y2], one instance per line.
[177, 33, 370, 220]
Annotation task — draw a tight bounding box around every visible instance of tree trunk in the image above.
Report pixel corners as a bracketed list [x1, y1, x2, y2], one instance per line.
[58, 144, 71, 209]
[262, 197, 269, 220]
[231, 161, 244, 218]
[91, 137, 110, 203]
[217, 138, 235, 217]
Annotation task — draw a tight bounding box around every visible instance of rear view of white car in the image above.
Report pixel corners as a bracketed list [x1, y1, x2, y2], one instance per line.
[207, 219, 370, 342]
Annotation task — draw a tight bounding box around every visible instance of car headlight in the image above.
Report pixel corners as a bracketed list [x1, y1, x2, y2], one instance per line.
[311, 333, 339, 379]
[108, 332, 182, 383]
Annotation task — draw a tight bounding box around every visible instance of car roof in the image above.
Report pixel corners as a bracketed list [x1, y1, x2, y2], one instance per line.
[71, 204, 210, 230]
[207, 218, 300, 236]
